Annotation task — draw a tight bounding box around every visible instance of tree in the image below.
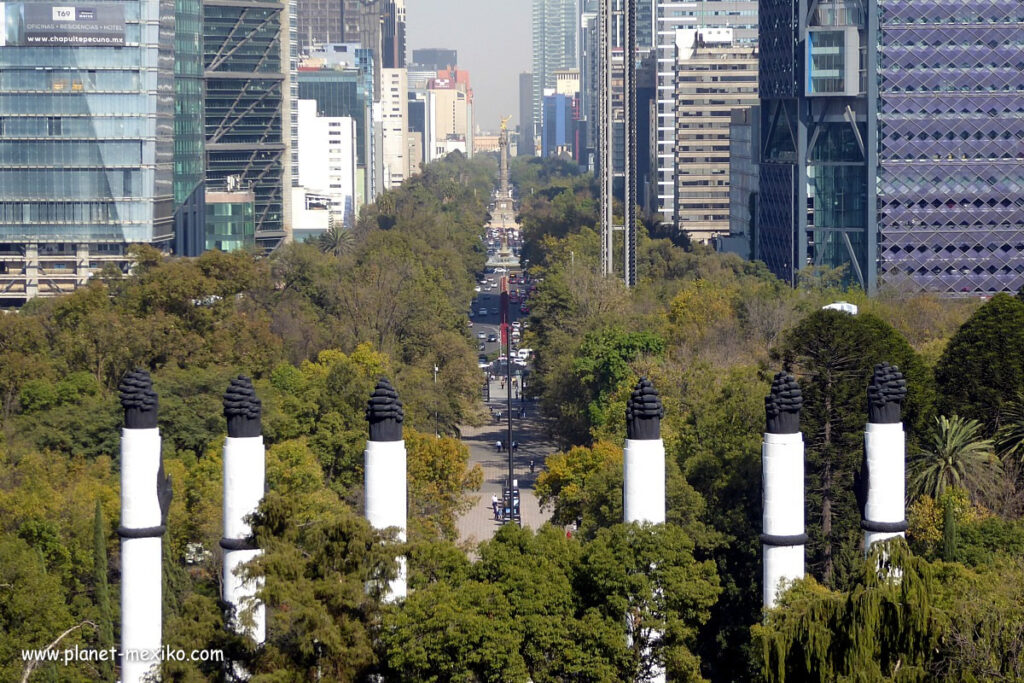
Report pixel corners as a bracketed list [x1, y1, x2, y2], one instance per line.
[754, 541, 944, 683]
[909, 415, 1001, 502]
[935, 293, 1024, 433]
[404, 430, 483, 542]
[995, 392, 1024, 461]
[92, 501, 114, 681]
[773, 309, 933, 588]
[576, 523, 721, 681]
[318, 225, 356, 257]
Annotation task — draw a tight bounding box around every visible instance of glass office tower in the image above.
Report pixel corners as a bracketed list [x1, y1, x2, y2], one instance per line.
[174, 0, 206, 256]
[758, 0, 1024, 293]
[876, 0, 1024, 293]
[204, 0, 290, 250]
[0, 0, 176, 301]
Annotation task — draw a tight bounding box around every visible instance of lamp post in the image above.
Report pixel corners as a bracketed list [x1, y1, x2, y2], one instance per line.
[433, 363, 439, 437]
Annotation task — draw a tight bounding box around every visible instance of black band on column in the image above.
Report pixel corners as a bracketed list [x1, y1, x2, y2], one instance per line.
[760, 533, 809, 546]
[861, 519, 908, 533]
[118, 525, 167, 538]
[220, 537, 260, 551]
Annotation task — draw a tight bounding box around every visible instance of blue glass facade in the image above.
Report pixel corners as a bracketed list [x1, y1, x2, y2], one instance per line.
[0, 0, 176, 247]
[759, 0, 1024, 293]
[542, 93, 573, 157]
[876, 0, 1024, 293]
[203, 0, 287, 249]
[174, 0, 206, 256]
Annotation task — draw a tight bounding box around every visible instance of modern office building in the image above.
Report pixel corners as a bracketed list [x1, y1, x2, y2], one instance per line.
[412, 48, 457, 70]
[758, 0, 1023, 294]
[724, 105, 759, 258]
[673, 28, 758, 241]
[343, 0, 405, 91]
[542, 92, 575, 157]
[532, 0, 577, 154]
[296, 100, 358, 226]
[518, 72, 535, 156]
[296, 0, 343, 53]
[653, 0, 758, 227]
[205, 180, 256, 251]
[0, 0, 176, 301]
[204, 0, 293, 250]
[380, 67, 409, 188]
[297, 50, 376, 207]
[175, 0, 207, 257]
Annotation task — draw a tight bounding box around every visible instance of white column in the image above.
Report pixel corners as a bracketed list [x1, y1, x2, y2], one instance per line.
[623, 438, 666, 524]
[761, 431, 806, 609]
[120, 427, 163, 683]
[222, 435, 266, 644]
[863, 422, 907, 550]
[364, 439, 407, 600]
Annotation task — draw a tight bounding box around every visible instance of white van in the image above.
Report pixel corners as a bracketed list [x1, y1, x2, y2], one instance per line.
[517, 348, 532, 360]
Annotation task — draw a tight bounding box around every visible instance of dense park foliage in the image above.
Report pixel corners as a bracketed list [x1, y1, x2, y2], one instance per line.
[3, 153, 1024, 681]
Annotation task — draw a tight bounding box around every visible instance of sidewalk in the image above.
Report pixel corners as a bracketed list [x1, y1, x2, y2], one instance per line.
[456, 376, 555, 546]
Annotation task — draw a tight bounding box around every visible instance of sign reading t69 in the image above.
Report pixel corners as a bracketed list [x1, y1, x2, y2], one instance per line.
[1, 2, 126, 46]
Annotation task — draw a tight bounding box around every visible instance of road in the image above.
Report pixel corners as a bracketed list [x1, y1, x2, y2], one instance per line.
[457, 267, 554, 545]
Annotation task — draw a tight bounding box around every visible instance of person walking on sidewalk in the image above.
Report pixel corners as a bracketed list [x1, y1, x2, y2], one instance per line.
[491, 494, 500, 520]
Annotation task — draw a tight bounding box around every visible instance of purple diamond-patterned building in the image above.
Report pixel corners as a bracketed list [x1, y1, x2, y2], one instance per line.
[876, 0, 1024, 293]
[757, 0, 1024, 294]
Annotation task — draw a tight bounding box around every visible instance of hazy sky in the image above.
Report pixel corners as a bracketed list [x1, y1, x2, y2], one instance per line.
[406, 0, 532, 133]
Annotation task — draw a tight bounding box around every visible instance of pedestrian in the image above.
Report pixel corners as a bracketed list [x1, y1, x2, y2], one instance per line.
[529, 459, 535, 474]
[491, 494, 499, 520]
[512, 441, 519, 452]
[495, 440, 502, 452]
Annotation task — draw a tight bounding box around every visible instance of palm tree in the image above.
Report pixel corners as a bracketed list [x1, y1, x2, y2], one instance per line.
[318, 225, 355, 257]
[909, 415, 1002, 500]
[995, 392, 1024, 461]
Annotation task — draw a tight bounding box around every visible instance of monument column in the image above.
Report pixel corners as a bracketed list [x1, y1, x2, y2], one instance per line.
[862, 362, 909, 551]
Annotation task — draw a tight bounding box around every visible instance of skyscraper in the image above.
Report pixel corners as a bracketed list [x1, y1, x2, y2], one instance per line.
[532, 0, 577, 155]
[518, 73, 535, 156]
[673, 28, 758, 241]
[758, 0, 1023, 293]
[203, 0, 293, 249]
[653, 0, 758, 227]
[296, 0, 343, 54]
[175, 0, 207, 257]
[412, 48, 457, 70]
[0, 0, 176, 301]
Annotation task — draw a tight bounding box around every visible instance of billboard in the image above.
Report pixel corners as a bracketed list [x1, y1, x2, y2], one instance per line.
[1, 2, 125, 46]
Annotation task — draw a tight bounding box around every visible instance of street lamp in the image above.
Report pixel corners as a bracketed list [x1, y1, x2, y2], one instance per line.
[433, 364, 439, 437]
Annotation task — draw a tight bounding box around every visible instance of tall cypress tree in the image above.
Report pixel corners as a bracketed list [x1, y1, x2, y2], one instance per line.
[92, 500, 114, 681]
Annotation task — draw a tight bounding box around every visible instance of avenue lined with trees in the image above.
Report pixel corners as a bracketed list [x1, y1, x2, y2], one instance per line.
[2, 153, 1024, 681]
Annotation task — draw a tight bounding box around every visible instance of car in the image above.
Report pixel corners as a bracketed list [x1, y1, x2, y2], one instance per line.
[478, 307, 487, 316]
[477, 332, 486, 339]
[478, 341, 486, 351]
[488, 334, 497, 342]
[494, 267, 507, 273]
[517, 348, 533, 360]
[520, 305, 530, 314]
[474, 285, 481, 292]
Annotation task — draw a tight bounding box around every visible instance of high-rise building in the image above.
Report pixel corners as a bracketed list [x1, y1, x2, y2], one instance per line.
[343, 0, 405, 92]
[426, 73, 473, 161]
[542, 92, 575, 157]
[380, 67, 408, 188]
[0, 0, 176, 302]
[724, 106, 759, 258]
[204, 0, 293, 250]
[653, 0, 758, 227]
[296, 100, 358, 226]
[298, 49, 376, 207]
[296, 0, 343, 53]
[518, 73, 535, 156]
[673, 28, 758, 241]
[412, 48, 457, 70]
[758, 0, 1023, 294]
[175, 0, 207, 257]
[532, 0, 577, 154]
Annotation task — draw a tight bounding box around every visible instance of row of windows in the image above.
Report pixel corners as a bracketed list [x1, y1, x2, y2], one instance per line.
[0, 169, 155, 199]
[0, 200, 155, 224]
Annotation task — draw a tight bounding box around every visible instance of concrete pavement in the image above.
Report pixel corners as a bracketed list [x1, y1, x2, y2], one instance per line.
[456, 376, 555, 546]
